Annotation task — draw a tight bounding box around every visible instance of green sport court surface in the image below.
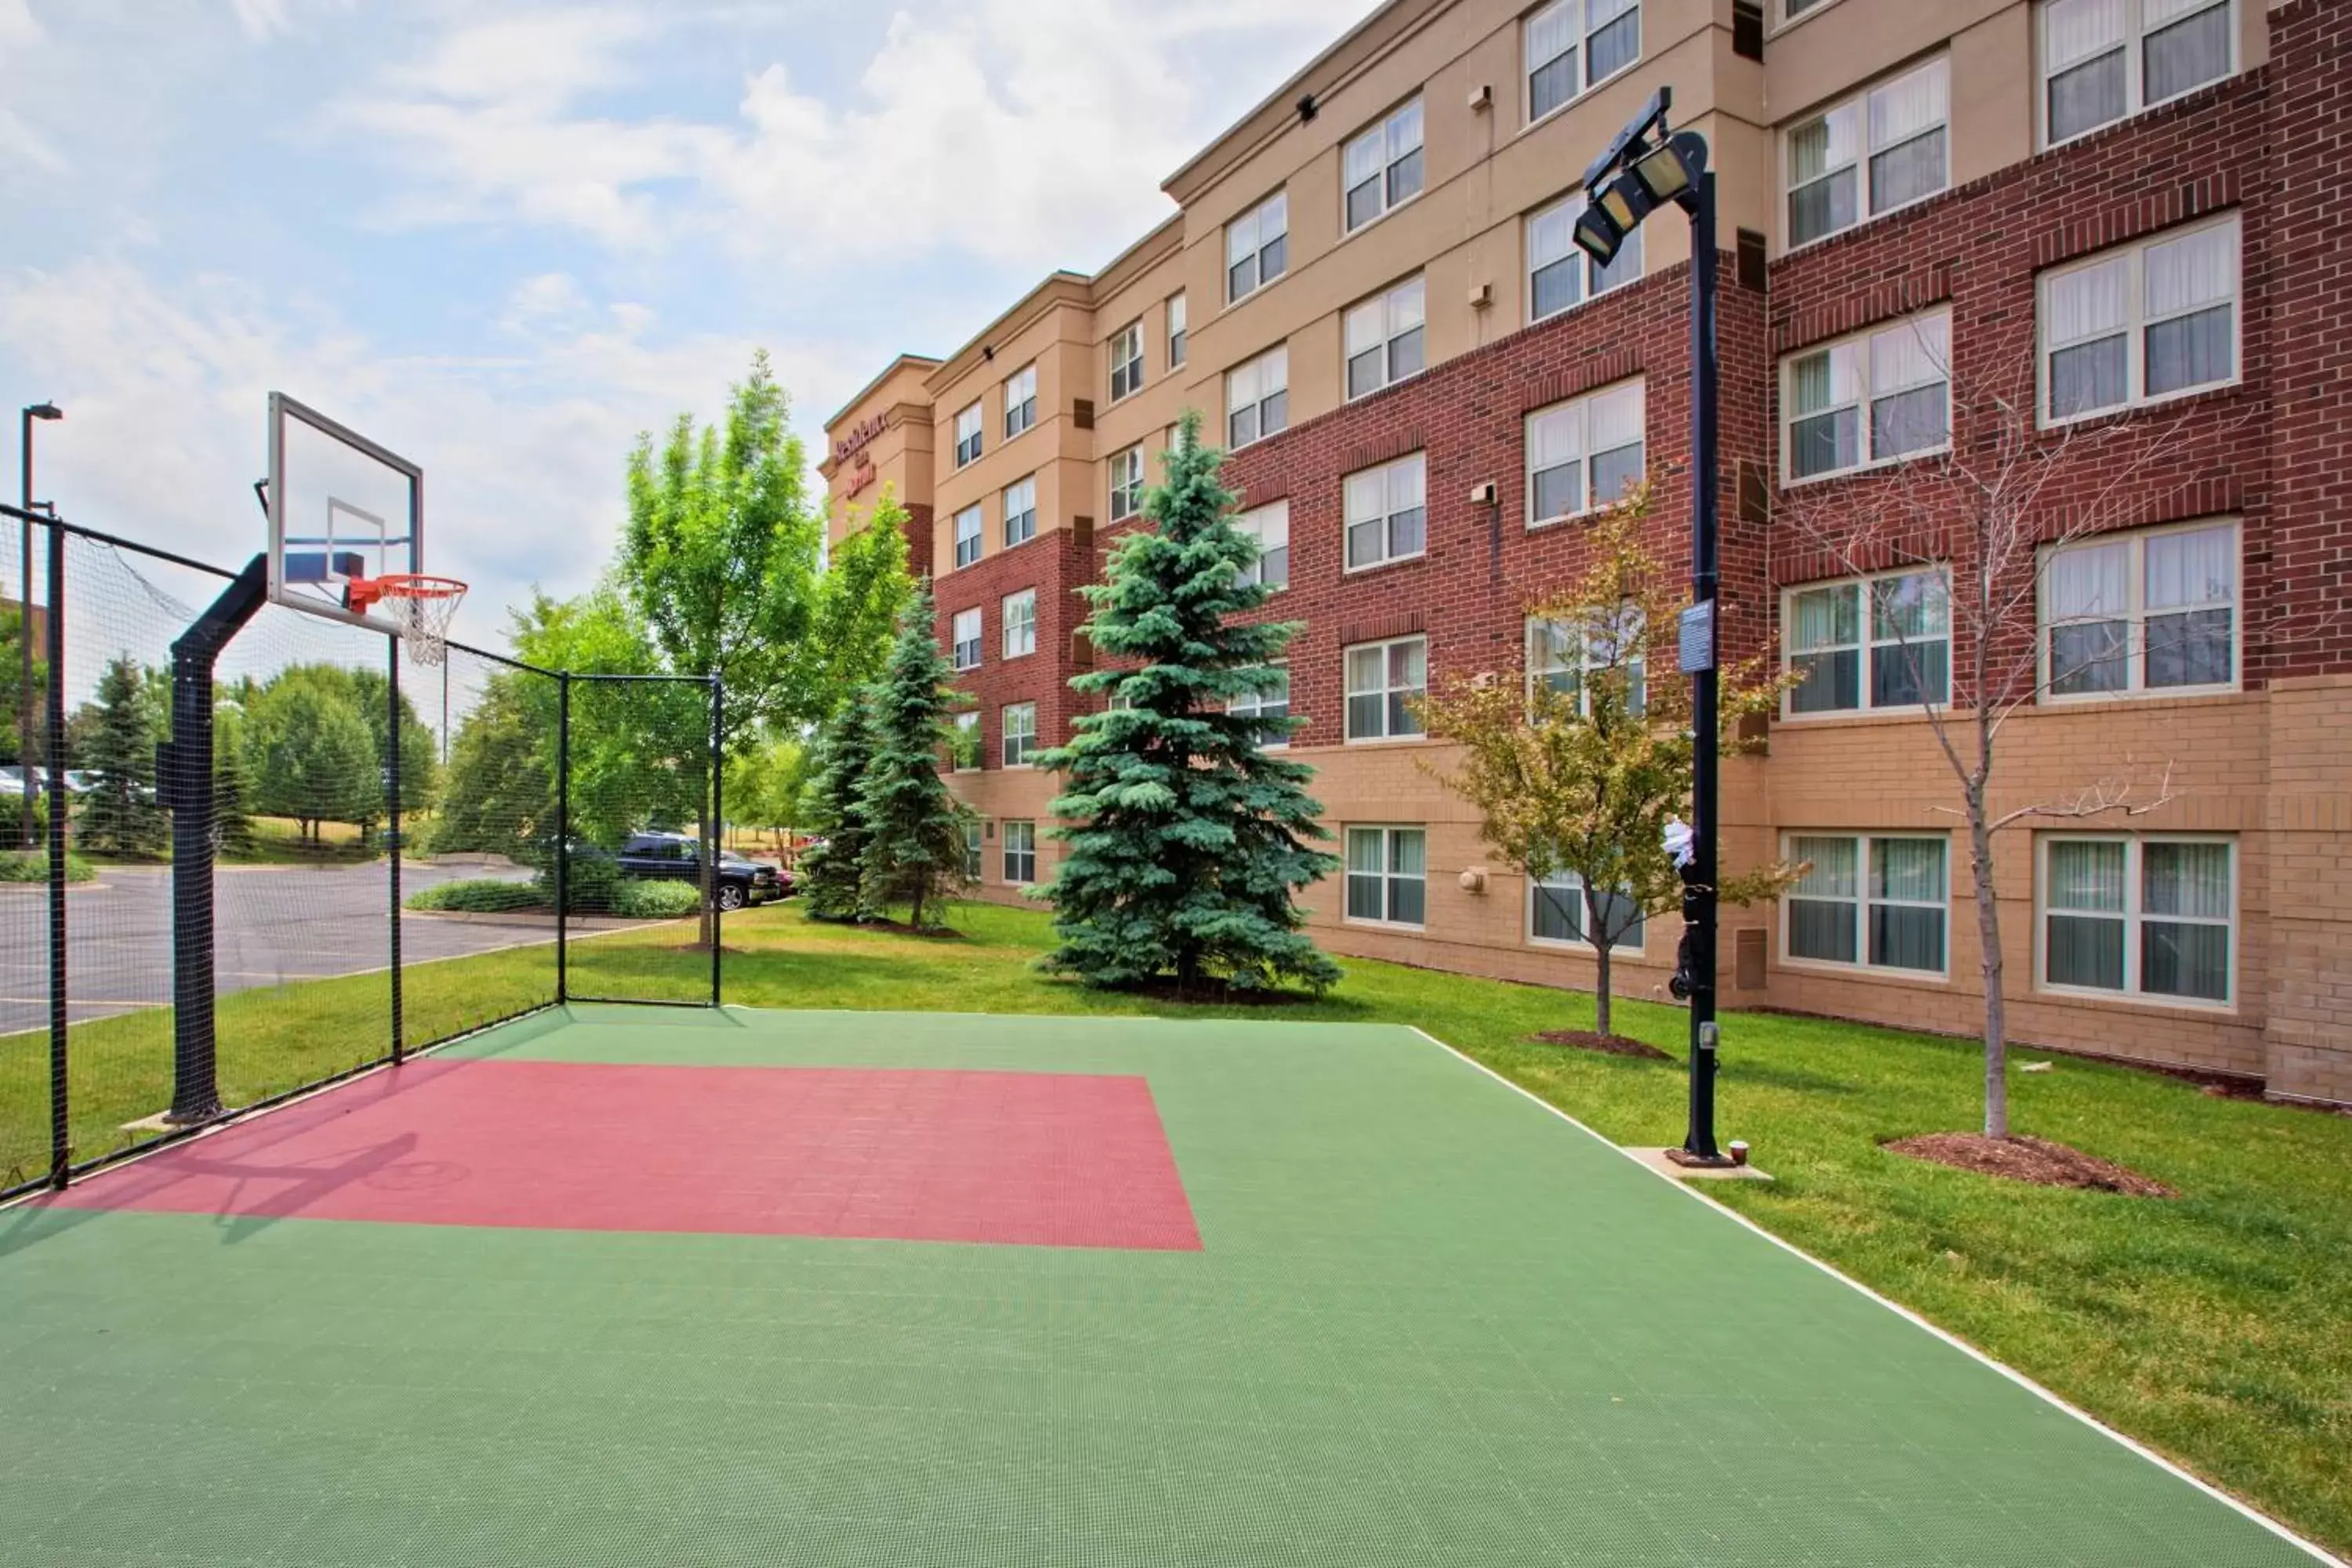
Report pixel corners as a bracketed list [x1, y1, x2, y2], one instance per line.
[0, 1006, 2330, 1567]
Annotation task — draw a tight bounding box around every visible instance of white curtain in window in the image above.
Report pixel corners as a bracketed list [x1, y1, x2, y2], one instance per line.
[2049, 539, 2129, 619]
[1529, 201, 1576, 270]
[1868, 60, 1948, 147]
[1388, 455, 1426, 513]
[1344, 299, 1383, 356]
[1793, 837, 1857, 899]
[2145, 223, 2236, 317]
[1791, 584, 1856, 650]
[1588, 384, 1644, 451]
[1794, 343, 1861, 415]
[2046, 256, 2129, 345]
[2049, 840, 2125, 911]
[1790, 102, 1858, 183]
[1263, 346, 1288, 393]
[1871, 316, 1949, 393]
[1529, 405, 1583, 468]
[2143, 526, 2234, 609]
[2145, 0, 2220, 26]
[2045, 0, 2125, 71]
[2144, 841, 2230, 918]
[1391, 278, 1426, 334]
[1345, 129, 1382, 189]
[1874, 838, 1946, 902]
[1589, 0, 1637, 24]
[1389, 828, 1425, 877]
[1227, 212, 1256, 267]
[1527, 0, 1577, 64]
[1343, 470, 1385, 526]
[1228, 361, 1260, 410]
[1388, 100, 1424, 159]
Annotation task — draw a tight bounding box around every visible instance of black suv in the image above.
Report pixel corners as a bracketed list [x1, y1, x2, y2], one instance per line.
[615, 832, 787, 910]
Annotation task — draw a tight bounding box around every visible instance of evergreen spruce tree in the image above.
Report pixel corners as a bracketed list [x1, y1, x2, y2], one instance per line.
[212, 700, 258, 859]
[855, 586, 971, 931]
[1038, 412, 1341, 993]
[78, 654, 167, 858]
[798, 697, 878, 922]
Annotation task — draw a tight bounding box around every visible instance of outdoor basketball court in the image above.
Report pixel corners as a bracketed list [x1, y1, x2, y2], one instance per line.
[0, 1005, 2327, 1566]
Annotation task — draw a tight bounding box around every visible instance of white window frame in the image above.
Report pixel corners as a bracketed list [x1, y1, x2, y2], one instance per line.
[1780, 568, 1954, 719]
[2038, 518, 2240, 702]
[1780, 0, 1832, 23]
[1523, 0, 1644, 130]
[1226, 191, 1289, 304]
[1526, 191, 1642, 325]
[1343, 96, 1425, 235]
[1002, 365, 1037, 440]
[1001, 474, 1037, 548]
[1003, 819, 1038, 885]
[1783, 54, 1951, 251]
[1167, 293, 1188, 368]
[1229, 663, 1291, 750]
[1780, 833, 1951, 976]
[2036, 212, 2241, 427]
[1525, 610, 1645, 717]
[953, 505, 983, 570]
[1527, 869, 1646, 953]
[952, 710, 981, 773]
[1779, 311, 1952, 485]
[1345, 826, 1428, 929]
[1109, 321, 1144, 402]
[1343, 452, 1428, 572]
[1233, 500, 1289, 591]
[1002, 589, 1036, 659]
[953, 401, 984, 468]
[1526, 379, 1646, 528]
[2039, 0, 2238, 151]
[1344, 634, 1428, 742]
[1345, 276, 1428, 401]
[950, 608, 983, 672]
[2035, 833, 2237, 1008]
[1001, 702, 1038, 768]
[1109, 446, 1145, 521]
[1226, 346, 1289, 449]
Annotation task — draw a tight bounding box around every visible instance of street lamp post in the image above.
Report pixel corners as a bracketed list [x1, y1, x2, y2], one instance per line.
[20, 401, 62, 851]
[1569, 89, 1734, 1167]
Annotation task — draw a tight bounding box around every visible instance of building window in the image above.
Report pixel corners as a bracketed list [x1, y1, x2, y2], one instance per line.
[1227, 191, 1289, 303]
[1226, 346, 1289, 448]
[954, 402, 983, 467]
[2041, 835, 2233, 1004]
[1001, 475, 1037, 547]
[1230, 664, 1291, 749]
[1345, 276, 1427, 400]
[1002, 702, 1037, 768]
[2039, 212, 2238, 424]
[1526, 610, 1645, 717]
[1344, 97, 1425, 233]
[1167, 294, 1188, 368]
[963, 820, 984, 878]
[1003, 589, 1036, 658]
[1530, 871, 1645, 951]
[1784, 569, 1951, 715]
[1784, 834, 1949, 973]
[950, 608, 982, 672]
[2042, 520, 2238, 699]
[953, 505, 983, 570]
[1234, 500, 1289, 590]
[1526, 379, 1645, 526]
[1002, 364, 1036, 439]
[1784, 0, 1828, 17]
[1526, 0, 1642, 125]
[1527, 192, 1641, 322]
[1782, 312, 1951, 482]
[1347, 826, 1427, 926]
[952, 710, 980, 771]
[1003, 819, 1037, 884]
[1344, 452, 1427, 571]
[1109, 446, 1145, 521]
[1345, 634, 1428, 741]
[2043, 0, 2234, 147]
[1786, 55, 1949, 249]
[1109, 322, 1143, 401]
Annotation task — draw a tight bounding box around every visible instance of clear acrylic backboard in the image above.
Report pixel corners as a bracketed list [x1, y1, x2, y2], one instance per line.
[265, 392, 425, 637]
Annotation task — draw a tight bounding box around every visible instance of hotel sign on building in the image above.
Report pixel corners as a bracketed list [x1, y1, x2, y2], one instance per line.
[833, 413, 886, 499]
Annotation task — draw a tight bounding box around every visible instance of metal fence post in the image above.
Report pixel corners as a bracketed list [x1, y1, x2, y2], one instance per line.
[709, 673, 723, 1008]
[555, 672, 569, 1005]
[45, 517, 67, 1189]
[387, 638, 403, 1065]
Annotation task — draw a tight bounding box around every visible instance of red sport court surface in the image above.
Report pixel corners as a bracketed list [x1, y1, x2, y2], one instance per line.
[46, 1057, 1202, 1251]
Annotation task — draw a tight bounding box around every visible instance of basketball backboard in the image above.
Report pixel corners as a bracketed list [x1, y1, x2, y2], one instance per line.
[266, 392, 424, 637]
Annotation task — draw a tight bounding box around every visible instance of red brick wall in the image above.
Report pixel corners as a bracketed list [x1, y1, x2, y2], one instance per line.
[901, 503, 935, 583]
[933, 527, 1098, 769]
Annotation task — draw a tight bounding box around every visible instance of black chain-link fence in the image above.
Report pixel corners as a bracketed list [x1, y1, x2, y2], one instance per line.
[0, 506, 720, 1199]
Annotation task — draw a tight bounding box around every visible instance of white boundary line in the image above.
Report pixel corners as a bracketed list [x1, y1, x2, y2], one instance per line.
[1405, 1024, 2346, 1567]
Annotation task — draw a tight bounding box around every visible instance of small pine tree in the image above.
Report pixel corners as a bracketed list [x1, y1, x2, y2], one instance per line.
[799, 697, 878, 922]
[212, 699, 258, 859]
[78, 654, 167, 858]
[855, 586, 971, 930]
[1039, 411, 1341, 994]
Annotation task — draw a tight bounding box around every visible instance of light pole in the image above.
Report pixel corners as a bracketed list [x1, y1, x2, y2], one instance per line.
[1569, 89, 1733, 1167]
[20, 401, 62, 851]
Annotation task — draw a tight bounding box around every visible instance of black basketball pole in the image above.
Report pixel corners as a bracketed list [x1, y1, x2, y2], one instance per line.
[555, 672, 570, 1006]
[709, 674, 723, 1008]
[387, 638, 404, 1065]
[1679, 168, 1726, 1166]
[45, 515, 67, 1186]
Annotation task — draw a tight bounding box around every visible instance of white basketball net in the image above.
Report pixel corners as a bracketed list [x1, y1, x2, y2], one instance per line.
[376, 575, 468, 666]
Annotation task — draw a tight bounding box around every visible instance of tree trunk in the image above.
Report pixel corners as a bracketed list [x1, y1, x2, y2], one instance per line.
[1969, 788, 2009, 1139]
[1588, 886, 1613, 1038]
[910, 882, 926, 932]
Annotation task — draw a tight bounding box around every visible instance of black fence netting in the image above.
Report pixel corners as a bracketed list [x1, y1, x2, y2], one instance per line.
[0, 510, 722, 1200]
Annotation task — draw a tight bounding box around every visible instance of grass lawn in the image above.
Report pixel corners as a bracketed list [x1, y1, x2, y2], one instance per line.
[3, 895, 2344, 1554]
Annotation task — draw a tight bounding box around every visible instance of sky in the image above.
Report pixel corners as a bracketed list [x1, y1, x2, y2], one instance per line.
[0, 0, 1369, 654]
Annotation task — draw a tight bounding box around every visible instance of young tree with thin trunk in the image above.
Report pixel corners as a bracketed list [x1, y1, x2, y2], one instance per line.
[1419, 496, 1790, 1039]
[799, 698, 878, 924]
[856, 586, 971, 930]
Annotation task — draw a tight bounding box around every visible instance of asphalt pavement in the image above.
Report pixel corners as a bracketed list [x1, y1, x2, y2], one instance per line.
[0, 859, 549, 1036]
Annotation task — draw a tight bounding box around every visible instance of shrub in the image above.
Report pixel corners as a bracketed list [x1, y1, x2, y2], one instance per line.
[0, 849, 95, 884]
[405, 878, 543, 913]
[609, 879, 702, 920]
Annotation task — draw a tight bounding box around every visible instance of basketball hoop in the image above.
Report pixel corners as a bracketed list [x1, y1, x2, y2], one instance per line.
[351, 572, 468, 665]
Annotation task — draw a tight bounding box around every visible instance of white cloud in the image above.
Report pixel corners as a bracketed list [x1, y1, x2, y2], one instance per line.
[229, 0, 351, 42]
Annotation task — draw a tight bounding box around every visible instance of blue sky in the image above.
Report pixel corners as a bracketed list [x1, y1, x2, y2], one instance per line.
[0, 0, 1366, 650]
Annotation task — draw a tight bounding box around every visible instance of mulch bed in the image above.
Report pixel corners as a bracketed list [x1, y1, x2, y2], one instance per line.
[1526, 1029, 1671, 1061]
[1884, 1133, 2176, 1196]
